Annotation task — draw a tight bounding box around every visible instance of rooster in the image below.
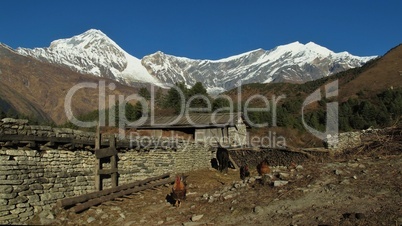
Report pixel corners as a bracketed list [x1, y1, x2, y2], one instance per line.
[171, 174, 187, 207]
[240, 165, 250, 180]
[257, 159, 271, 175]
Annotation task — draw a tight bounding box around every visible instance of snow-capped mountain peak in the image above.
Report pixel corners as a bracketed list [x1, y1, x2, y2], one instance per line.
[142, 41, 376, 93]
[16, 29, 376, 94]
[268, 41, 334, 62]
[49, 29, 111, 49]
[17, 29, 161, 86]
[210, 48, 265, 63]
[305, 41, 333, 56]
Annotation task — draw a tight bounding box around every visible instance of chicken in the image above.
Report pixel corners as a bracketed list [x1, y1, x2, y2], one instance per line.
[257, 159, 271, 175]
[171, 174, 187, 207]
[240, 165, 250, 180]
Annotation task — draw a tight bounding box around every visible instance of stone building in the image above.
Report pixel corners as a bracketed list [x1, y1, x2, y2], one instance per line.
[127, 112, 249, 147]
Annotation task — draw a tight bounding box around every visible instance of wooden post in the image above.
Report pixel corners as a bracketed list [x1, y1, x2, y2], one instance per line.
[94, 124, 119, 191]
[228, 152, 239, 170]
[94, 124, 102, 191]
[110, 134, 118, 187]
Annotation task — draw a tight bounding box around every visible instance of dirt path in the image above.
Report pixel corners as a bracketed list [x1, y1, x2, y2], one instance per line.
[30, 153, 402, 226]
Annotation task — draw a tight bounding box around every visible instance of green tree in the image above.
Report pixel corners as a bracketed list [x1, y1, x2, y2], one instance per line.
[165, 82, 187, 114]
[176, 82, 189, 98]
[350, 114, 367, 130]
[125, 102, 144, 121]
[359, 101, 377, 126]
[212, 97, 231, 111]
[282, 98, 302, 114]
[188, 82, 207, 96]
[138, 87, 151, 100]
[154, 88, 165, 107]
[188, 82, 209, 110]
[339, 116, 351, 131]
[307, 112, 321, 131]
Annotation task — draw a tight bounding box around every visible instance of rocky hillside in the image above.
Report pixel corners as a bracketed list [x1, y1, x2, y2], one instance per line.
[0, 43, 139, 124]
[142, 42, 375, 93]
[226, 43, 402, 107]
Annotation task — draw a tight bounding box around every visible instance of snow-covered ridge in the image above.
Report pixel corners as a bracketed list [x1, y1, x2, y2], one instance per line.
[15, 29, 377, 94]
[17, 29, 162, 86]
[142, 41, 376, 93]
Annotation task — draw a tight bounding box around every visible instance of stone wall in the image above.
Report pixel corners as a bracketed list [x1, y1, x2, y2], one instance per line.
[0, 118, 96, 142]
[0, 119, 213, 224]
[0, 117, 379, 224]
[0, 149, 94, 224]
[326, 132, 362, 151]
[0, 145, 212, 224]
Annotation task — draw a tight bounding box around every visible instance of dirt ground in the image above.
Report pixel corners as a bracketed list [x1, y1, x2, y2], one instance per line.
[29, 150, 402, 226]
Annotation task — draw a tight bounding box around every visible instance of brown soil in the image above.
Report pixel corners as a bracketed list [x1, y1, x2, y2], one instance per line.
[29, 151, 402, 226]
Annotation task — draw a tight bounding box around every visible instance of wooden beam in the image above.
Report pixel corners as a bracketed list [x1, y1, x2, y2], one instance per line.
[95, 147, 118, 159]
[94, 124, 102, 191]
[98, 168, 118, 175]
[109, 134, 118, 187]
[0, 134, 91, 145]
[58, 173, 170, 208]
[228, 153, 239, 170]
[0, 134, 180, 150]
[72, 177, 175, 213]
[109, 134, 116, 148]
[95, 124, 101, 150]
[94, 159, 102, 191]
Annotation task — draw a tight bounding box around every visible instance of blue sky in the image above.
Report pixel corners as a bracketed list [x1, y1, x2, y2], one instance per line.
[1, 0, 401, 59]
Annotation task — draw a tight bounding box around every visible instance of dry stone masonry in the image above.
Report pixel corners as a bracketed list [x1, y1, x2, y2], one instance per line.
[0, 118, 96, 141]
[0, 117, 367, 224]
[0, 118, 212, 224]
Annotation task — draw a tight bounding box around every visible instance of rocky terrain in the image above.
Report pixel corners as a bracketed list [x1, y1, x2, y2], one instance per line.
[28, 145, 402, 225]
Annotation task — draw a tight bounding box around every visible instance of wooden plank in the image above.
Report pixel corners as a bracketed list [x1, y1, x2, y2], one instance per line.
[94, 124, 102, 191]
[94, 159, 102, 191]
[111, 155, 118, 187]
[0, 134, 99, 148]
[109, 134, 116, 148]
[73, 177, 175, 213]
[95, 147, 118, 159]
[110, 134, 118, 187]
[228, 153, 239, 169]
[0, 134, 183, 150]
[95, 124, 101, 150]
[98, 168, 118, 175]
[58, 173, 170, 208]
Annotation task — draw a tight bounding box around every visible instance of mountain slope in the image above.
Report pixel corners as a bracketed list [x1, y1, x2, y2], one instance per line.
[142, 41, 376, 93]
[339, 43, 402, 99]
[225, 43, 402, 106]
[0, 43, 140, 124]
[17, 29, 162, 86]
[16, 29, 375, 94]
